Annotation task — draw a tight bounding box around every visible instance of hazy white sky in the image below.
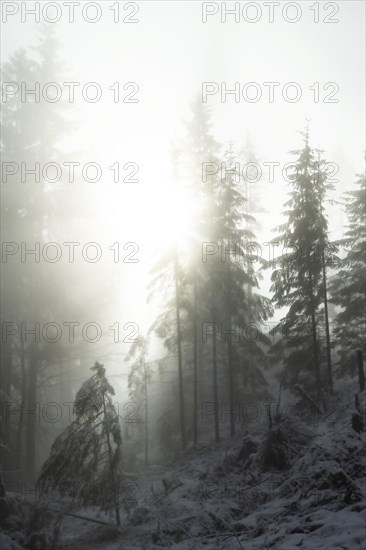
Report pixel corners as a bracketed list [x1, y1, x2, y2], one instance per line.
[2, 1, 364, 160]
[2, 1, 364, 197]
[1, 1, 365, 367]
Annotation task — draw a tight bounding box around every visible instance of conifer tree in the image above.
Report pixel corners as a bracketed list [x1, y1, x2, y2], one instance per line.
[1, 25, 72, 478]
[37, 362, 123, 525]
[183, 98, 222, 442]
[270, 126, 334, 403]
[330, 167, 366, 375]
[214, 144, 273, 435]
[126, 337, 152, 466]
[148, 98, 221, 446]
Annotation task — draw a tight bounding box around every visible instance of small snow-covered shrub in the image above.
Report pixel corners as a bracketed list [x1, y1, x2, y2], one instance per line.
[254, 418, 313, 472]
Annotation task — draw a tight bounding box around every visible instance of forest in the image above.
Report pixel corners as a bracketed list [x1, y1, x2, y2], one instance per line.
[0, 3, 365, 549]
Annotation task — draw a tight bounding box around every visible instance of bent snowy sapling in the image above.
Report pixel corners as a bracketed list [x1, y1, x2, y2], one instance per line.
[37, 362, 123, 525]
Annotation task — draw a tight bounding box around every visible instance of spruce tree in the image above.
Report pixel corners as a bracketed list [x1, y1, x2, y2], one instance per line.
[213, 143, 273, 435]
[126, 337, 152, 466]
[147, 98, 221, 447]
[330, 167, 366, 376]
[1, 26, 72, 478]
[182, 98, 222, 442]
[270, 126, 334, 404]
[37, 362, 123, 525]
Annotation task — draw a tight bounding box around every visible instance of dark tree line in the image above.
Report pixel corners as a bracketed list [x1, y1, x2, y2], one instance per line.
[126, 113, 365, 454]
[0, 26, 114, 481]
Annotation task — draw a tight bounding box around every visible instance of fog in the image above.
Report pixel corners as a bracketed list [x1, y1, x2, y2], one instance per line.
[1, 2, 365, 548]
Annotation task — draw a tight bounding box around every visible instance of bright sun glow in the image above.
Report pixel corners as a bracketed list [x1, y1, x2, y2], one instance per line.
[142, 184, 196, 247]
[109, 181, 199, 252]
[98, 179, 199, 324]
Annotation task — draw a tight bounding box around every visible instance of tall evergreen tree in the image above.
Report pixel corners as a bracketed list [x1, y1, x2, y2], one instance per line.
[0, 24, 87, 479]
[1, 29, 66, 478]
[147, 98, 222, 447]
[126, 337, 152, 467]
[269, 126, 334, 404]
[181, 98, 222, 442]
[330, 167, 366, 376]
[213, 143, 273, 435]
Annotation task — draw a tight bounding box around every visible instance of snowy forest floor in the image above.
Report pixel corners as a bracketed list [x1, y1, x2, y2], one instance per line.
[1, 380, 365, 550]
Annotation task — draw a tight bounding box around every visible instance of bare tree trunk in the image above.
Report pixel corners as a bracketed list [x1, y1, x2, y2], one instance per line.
[15, 342, 27, 469]
[308, 266, 321, 402]
[193, 272, 198, 447]
[102, 392, 121, 526]
[0, 343, 11, 397]
[25, 345, 38, 481]
[225, 248, 235, 437]
[226, 336, 235, 437]
[322, 250, 333, 393]
[212, 319, 220, 443]
[0, 341, 12, 470]
[143, 358, 148, 467]
[225, 156, 236, 438]
[225, 268, 235, 437]
[357, 350, 365, 392]
[174, 255, 186, 450]
[210, 273, 220, 443]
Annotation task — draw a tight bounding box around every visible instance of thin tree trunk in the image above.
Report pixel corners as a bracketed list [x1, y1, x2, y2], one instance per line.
[174, 255, 186, 450]
[322, 250, 333, 393]
[143, 358, 148, 467]
[25, 345, 38, 481]
[210, 269, 220, 443]
[193, 272, 198, 447]
[357, 350, 365, 392]
[212, 317, 220, 443]
[226, 336, 235, 436]
[1, 342, 11, 397]
[308, 266, 321, 402]
[101, 391, 121, 526]
[225, 156, 235, 437]
[0, 341, 12, 470]
[15, 342, 27, 468]
[225, 242, 235, 437]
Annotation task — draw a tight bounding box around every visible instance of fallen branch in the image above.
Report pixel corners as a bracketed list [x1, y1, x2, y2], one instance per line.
[48, 508, 116, 527]
[6, 494, 119, 528]
[155, 479, 183, 502]
[294, 384, 322, 415]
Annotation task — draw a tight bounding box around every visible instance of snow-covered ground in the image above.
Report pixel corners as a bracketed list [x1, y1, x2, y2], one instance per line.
[2, 381, 365, 549]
